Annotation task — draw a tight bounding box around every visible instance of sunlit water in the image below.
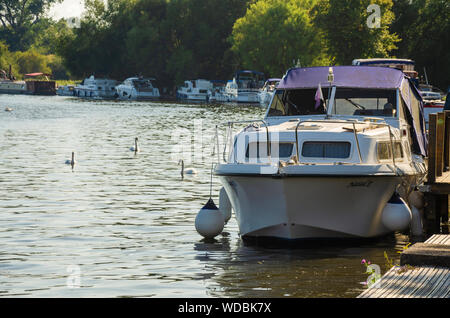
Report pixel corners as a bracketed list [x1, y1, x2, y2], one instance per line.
[0, 94, 410, 297]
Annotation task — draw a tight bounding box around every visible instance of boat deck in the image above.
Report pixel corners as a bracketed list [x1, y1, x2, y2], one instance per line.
[358, 235, 450, 298]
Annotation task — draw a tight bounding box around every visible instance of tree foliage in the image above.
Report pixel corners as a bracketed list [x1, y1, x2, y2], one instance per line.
[403, 0, 449, 90]
[313, 0, 399, 65]
[0, 0, 62, 51]
[230, 0, 330, 77]
[0, 0, 447, 90]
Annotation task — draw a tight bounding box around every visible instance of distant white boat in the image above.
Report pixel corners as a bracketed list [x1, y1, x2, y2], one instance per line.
[225, 70, 265, 103]
[56, 85, 75, 96]
[177, 79, 213, 101]
[115, 77, 160, 100]
[258, 78, 281, 106]
[207, 81, 230, 103]
[74, 75, 119, 99]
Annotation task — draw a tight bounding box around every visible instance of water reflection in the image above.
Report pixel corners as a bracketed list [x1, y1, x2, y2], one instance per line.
[194, 232, 410, 298]
[0, 95, 410, 297]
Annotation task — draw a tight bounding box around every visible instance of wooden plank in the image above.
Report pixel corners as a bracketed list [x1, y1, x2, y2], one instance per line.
[426, 234, 440, 244]
[358, 265, 450, 298]
[358, 267, 400, 298]
[428, 114, 437, 184]
[397, 267, 430, 298]
[411, 267, 445, 297]
[427, 269, 450, 298]
[358, 266, 399, 298]
[444, 111, 450, 171]
[382, 266, 432, 298]
[437, 112, 445, 176]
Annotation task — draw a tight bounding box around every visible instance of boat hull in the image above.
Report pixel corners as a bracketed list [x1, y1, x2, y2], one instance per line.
[219, 174, 403, 239]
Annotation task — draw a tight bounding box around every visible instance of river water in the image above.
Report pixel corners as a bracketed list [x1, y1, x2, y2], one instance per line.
[0, 94, 411, 298]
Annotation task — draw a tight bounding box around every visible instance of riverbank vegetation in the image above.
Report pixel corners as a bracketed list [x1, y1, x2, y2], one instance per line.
[0, 0, 448, 90]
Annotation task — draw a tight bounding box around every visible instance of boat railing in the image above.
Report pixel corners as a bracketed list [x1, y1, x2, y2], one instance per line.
[294, 119, 398, 169]
[216, 118, 399, 172]
[216, 119, 271, 164]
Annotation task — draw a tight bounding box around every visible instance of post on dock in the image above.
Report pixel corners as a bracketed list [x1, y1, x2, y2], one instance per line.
[422, 112, 450, 235]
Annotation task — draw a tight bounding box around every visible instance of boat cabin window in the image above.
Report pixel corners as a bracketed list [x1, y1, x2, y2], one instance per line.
[268, 88, 330, 117]
[332, 89, 397, 117]
[301, 141, 351, 159]
[377, 141, 404, 161]
[245, 142, 293, 160]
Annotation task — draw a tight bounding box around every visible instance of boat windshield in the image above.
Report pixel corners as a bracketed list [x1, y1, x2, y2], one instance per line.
[267, 88, 330, 116]
[267, 88, 397, 118]
[331, 88, 397, 117]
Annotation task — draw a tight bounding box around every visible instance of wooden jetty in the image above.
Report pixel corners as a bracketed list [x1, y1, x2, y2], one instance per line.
[420, 112, 450, 234]
[358, 111, 450, 298]
[358, 235, 450, 298]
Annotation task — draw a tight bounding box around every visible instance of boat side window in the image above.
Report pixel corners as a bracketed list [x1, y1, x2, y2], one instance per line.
[332, 89, 397, 117]
[377, 141, 404, 161]
[267, 88, 329, 117]
[301, 142, 351, 159]
[246, 142, 293, 160]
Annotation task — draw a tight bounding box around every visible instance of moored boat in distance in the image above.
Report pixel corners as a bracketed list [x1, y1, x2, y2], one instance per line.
[352, 58, 445, 123]
[177, 79, 213, 102]
[74, 75, 119, 99]
[115, 77, 160, 100]
[56, 84, 76, 96]
[24, 73, 56, 96]
[0, 66, 27, 95]
[215, 66, 427, 241]
[258, 78, 281, 106]
[225, 70, 265, 103]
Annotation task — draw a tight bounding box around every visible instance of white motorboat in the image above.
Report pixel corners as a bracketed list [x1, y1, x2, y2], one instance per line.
[258, 78, 281, 106]
[74, 75, 119, 99]
[208, 81, 231, 103]
[115, 77, 160, 100]
[215, 66, 428, 240]
[0, 67, 27, 94]
[56, 85, 75, 96]
[224, 70, 265, 103]
[177, 79, 213, 101]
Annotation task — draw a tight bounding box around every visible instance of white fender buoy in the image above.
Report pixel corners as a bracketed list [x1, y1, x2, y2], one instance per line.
[195, 198, 224, 239]
[219, 187, 232, 224]
[381, 193, 412, 231]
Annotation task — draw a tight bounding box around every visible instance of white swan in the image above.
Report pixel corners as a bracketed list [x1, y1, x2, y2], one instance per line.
[178, 159, 197, 178]
[130, 137, 140, 153]
[65, 152, 76, 167]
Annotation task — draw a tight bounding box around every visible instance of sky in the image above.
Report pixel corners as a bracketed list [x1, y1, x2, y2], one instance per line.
[48, 0, 86, 19]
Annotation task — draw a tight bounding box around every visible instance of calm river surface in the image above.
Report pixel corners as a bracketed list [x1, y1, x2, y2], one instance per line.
[0, 94, 410, 297]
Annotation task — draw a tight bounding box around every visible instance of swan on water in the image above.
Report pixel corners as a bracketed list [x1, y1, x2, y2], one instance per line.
[130, 137, 140, 153]
[65, 152, 76, 167]
[178, 159, 197, 178]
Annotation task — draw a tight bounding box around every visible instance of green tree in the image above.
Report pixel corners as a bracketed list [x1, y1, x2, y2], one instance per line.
[163, 0, 251, 85]
[0, 41, 18, 76]
[230, 0, 328, 77]
[313, 0, 399, 64]
[406, 0, 449, 90]
[0, 0, 62, 51]
[14, 48, 52, 74]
